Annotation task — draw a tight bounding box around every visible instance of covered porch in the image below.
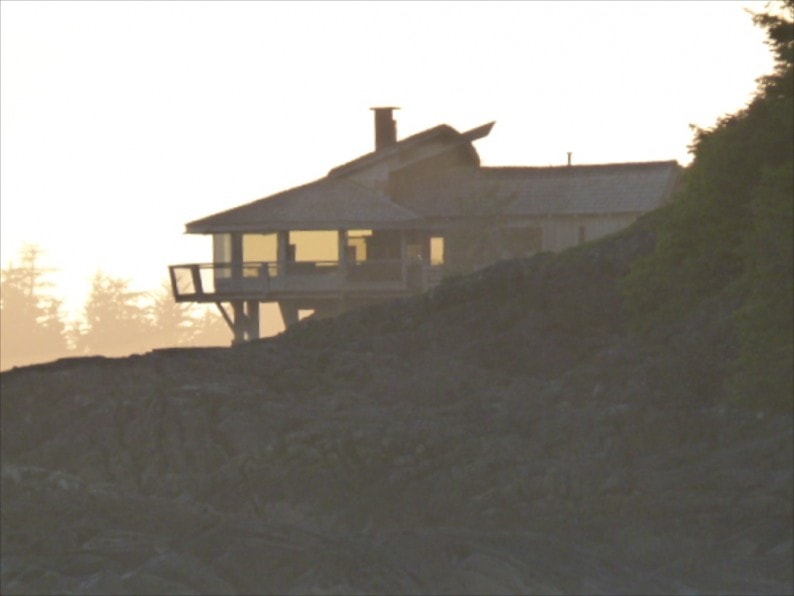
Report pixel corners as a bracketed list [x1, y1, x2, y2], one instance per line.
[169, 228, 445, 343]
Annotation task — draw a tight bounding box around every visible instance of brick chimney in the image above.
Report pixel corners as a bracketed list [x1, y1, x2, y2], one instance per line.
[370, 107, 399, 151]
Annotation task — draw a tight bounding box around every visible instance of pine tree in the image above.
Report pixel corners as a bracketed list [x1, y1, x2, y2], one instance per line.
[0, 244, 69, 369]
[74, 271, 155, 357]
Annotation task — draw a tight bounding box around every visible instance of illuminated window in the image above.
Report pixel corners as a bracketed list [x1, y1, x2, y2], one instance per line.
[243, 233, 277, 262]
[430, 236, 445, 265]
[289, 231, 338, 262]
[346, 230, 372, 262]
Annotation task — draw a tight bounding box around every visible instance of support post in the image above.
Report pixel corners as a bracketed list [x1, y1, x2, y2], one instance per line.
[218, 300, 261, 345]
[231, 300, 247, 345]
[215, 302, 234, 331]
[245, 300, 260, 341]
[278, 302, 299, 329]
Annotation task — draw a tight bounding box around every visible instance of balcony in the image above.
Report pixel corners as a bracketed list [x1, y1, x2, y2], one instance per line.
[169, 259, 444, 303]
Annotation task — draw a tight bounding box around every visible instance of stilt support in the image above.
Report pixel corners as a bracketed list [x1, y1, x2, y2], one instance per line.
[217, 300, 261, 345]
[278, 302, 300, 328]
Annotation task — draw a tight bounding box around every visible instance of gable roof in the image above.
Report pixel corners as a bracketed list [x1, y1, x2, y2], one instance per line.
[328, 122, 494, 178]
[185, 178, 421, 234]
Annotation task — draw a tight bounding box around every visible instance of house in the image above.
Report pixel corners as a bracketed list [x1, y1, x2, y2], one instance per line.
[169, 108, 680, 344]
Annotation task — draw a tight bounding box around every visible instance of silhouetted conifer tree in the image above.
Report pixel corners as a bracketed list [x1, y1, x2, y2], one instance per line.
[189, 307, 233, 346]
[73, 271, 155, 357]
[0, 244, 69, 370]
[146, 281, 231, 348]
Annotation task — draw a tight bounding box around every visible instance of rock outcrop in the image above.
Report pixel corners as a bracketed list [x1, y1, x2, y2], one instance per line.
[2, 221, 792, 595]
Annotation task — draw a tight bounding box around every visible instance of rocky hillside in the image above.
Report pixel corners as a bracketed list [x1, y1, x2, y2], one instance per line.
[2, 219, 792, 595]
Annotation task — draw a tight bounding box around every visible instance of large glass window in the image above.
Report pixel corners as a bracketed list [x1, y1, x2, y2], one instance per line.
[213, 234, 232, 278]
[243, 233, 277, 262]
[346, 229, 372, 262]
[289, 231, 338, 262]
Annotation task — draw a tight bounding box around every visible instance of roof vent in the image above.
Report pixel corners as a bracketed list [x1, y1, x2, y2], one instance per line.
[370, 107, 399, 151]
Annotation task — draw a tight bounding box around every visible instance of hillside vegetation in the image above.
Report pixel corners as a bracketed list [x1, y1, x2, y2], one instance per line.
[622, 1, 794, 409]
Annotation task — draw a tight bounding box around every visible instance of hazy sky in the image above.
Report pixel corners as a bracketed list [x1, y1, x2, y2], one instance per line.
[0, 0, 777, 324]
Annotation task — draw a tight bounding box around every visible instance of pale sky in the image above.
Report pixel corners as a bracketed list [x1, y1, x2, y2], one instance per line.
[0, 0, 778, 325]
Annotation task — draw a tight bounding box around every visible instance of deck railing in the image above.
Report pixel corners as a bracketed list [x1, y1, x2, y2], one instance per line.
[169, 259, 444, 301]
[169, 262, 273, 299]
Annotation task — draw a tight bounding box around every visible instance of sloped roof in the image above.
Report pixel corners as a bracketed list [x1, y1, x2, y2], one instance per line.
[496, 161, 681, 216]
[394, 161, 681, 218]
[328, 122, 494, 178]
[391, 166, 484, 217]
[185, 178, 421, 233]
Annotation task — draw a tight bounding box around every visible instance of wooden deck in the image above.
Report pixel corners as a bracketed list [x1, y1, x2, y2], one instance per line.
[169, 260, 444, 303]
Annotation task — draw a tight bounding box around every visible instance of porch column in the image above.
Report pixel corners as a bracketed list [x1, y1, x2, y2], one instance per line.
[231, 232, 244, 281]
[422, 233, 432, 290]
[277, 231, 289, 276]
[337, 229, 349, 264]
[336, 229, 349, 313]
[338, 229, 349, 283]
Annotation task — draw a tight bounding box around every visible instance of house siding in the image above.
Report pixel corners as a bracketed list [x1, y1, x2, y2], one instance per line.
[507, 213, 639, 252]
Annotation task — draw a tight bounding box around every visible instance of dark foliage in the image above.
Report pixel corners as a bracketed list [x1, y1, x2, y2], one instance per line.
[622, 0, 793, 409]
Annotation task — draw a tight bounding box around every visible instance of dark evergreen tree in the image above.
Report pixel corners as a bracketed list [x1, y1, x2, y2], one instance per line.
[146, 280, 201, 348]
[622, 0, 793, 408]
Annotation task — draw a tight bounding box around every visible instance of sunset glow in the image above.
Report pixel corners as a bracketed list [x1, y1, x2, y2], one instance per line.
[0, 0, 777, 333]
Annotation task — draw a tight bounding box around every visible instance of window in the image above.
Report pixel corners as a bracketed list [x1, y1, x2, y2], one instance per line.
[243, 233, 277, 262]
[213, 234, 232, 278]
[346, 230, 372, 262]
[289, 231, 338, 262]
[430, 236, 445, 265]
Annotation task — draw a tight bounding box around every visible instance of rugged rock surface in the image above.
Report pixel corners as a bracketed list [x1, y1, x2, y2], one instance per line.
[2, 222, 792, 595]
